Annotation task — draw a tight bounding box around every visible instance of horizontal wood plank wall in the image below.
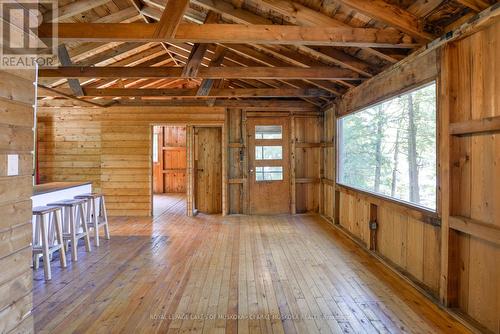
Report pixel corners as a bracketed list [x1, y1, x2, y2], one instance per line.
[444, 22, 500, 333]
[37, 106, 224, 216]
[320, 107, 335, 221]
[0, 70, 35, 333]
[294, 116, 322, 213]
[327, 49, 442, 298]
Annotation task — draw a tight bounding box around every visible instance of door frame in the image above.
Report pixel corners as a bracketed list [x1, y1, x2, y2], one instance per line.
[150, 123, 226, 217]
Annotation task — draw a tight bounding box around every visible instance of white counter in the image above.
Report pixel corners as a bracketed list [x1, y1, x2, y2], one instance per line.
[32, 182, 92, 207]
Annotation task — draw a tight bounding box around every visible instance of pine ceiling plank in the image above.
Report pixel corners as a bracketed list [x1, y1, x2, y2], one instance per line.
[194, 0, 396, 70]
[44, 0, 111, 22]
[245, 0, 399, 63]
[39, 23, 417, 47]
[454, 0, 491, 12]
[332, 0, 435, 42]
[153, 0, 190, 38]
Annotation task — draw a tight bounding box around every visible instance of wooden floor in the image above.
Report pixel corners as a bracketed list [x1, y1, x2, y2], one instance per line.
[153, 193, 185, 217]
[33, 196, 470, 334]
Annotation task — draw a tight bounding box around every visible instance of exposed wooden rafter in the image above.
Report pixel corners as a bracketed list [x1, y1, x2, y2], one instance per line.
[57, 45, 84, 96]
[197, 45, 228, 96]
[181, 11, 220, 77]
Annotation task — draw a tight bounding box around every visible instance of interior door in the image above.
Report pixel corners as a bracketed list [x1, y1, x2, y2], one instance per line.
[247, 117, 290, 214]
[194, 127, 222, 214]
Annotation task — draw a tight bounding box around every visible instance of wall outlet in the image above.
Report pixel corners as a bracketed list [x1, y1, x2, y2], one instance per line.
[7, 154, 19, 176]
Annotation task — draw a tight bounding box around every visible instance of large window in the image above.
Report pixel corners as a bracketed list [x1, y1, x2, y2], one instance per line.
[337, 82, 437, 210]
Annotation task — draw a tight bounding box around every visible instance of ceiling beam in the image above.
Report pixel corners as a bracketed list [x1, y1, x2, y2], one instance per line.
[332, 0, 434, 42]
[37, 98, 319, 111]
[39, 87, 332, 98]
[38, 23, 417, 47]
[39, 66, 364, 80]
[153, 0, 190, 38]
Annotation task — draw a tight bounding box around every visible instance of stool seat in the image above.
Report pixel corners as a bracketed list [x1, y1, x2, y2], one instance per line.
[75, 193, 103, 199]
[33, 206, 60, 215]
[47, 199, 86, 207]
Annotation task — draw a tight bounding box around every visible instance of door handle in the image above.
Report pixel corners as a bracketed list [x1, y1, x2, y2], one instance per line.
[249, 169, 254, 173]
[197, 168, 204, 172]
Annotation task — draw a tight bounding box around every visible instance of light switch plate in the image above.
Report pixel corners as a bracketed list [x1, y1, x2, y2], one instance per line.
[7, 154, 19, 176]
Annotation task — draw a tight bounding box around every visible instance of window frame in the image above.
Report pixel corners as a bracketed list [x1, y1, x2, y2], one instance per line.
[335, 80, 439, 214]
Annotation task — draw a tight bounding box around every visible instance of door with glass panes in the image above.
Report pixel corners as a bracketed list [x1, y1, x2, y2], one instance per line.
[247, 117, 290, 214]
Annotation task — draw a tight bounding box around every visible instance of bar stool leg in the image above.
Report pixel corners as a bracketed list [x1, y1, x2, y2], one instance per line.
[40, 214, 52, 281]
[63, 207, 70, 253]
[33, 215, 40, 270]
[53, 209, 67, 268]
[79, 203, 92, 252]
[91, 199, 99, 247]
[69, 207, 78, 262]
[101, 196, 110, 240]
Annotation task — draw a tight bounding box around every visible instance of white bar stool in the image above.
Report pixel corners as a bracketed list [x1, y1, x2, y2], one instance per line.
[75, 193, 110, 247]
[47, 199, 91, 262]
[32, 206, 67, 281]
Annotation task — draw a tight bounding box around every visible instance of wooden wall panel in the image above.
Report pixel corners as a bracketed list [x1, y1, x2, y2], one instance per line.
[226, 108, 247, 214]
[338, 192, 370, 247]
[37, 106, 224, 216]
[293, 116, 321, 213]
[0, 69, 35, 333]
[320, 107, 335, 221]
[443, 22, 500, 333]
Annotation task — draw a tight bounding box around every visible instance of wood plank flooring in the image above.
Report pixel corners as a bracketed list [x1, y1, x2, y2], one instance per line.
[33, 196, 470, 333]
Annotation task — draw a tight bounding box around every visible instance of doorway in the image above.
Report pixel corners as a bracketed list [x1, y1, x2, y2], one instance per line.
[152, 125, 187, 217]
[193, 127, 223, 214]
[247, 117, 290, 214]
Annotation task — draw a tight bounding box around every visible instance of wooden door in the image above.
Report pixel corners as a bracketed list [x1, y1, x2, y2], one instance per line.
[153, 126, 186, 193]
[247, 117, 290, 214]
[194, 127, 222, 213]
